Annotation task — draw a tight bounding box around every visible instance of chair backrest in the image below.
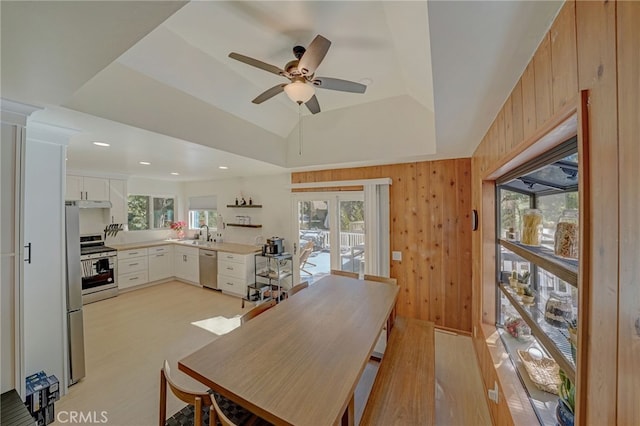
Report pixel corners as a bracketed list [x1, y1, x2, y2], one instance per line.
[160, 360, 213, 426]
[363, 274, 398, 286]
[240, 299, 277, 325]
[330, 269, 358, 279]
[288, 281, 309, 297]
[209, 393, 237, 426]
[299, 240, 314, 262]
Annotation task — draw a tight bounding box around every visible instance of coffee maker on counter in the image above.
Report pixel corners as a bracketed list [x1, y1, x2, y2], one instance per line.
[263, 237, 284, 255]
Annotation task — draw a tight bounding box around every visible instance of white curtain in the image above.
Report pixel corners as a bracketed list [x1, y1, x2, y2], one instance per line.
[364, 183, 390, 277]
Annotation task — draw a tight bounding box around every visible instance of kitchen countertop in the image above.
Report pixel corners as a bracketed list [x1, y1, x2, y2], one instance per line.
[109, 240, 262, 255]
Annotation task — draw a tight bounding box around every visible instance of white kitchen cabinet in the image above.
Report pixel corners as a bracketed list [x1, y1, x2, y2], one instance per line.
[108, 179, 127, 224]
[118, 248, 148, 289]
[218, 252, 254, 298]
[148, 245, 173, 282]
[174, 246, 199, 284]
[65, 175, 109, 201]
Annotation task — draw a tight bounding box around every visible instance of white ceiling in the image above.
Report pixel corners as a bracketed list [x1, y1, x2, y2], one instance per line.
[1, 1, 562, 181]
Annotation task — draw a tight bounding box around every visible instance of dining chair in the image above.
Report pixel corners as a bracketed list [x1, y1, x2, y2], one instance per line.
[160, 360, 260, 426]
[159, 360, 213, 426]
[299, 240, 315, 275]
[330, 269, 358, 278]
[287, 281, 309, 298]
[240, 299, 277, 325]
[209, 392, 262, 426]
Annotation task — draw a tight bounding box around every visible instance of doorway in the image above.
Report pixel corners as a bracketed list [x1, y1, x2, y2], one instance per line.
[293, 193, 365, 284]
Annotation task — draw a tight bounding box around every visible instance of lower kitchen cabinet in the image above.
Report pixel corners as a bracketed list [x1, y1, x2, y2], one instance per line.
[174, 246, 199, 283]
[118, 248, 148, 290]
[218, 252, 254, 298]
[148, 245, 173, 282]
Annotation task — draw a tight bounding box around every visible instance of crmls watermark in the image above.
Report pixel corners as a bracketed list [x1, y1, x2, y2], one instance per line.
[57, 411, 109, 424]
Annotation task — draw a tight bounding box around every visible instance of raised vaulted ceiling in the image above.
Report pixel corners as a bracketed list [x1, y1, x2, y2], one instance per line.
[1, 1, 562, 180]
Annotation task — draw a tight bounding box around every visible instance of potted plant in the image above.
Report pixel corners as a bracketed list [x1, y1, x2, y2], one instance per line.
[516, 271, 530, 295]
[521, 286, 536, 304]
[556, 369, 575, 426]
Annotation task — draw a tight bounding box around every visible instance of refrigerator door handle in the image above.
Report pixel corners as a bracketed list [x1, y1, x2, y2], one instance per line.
[24, 242, 32, 264]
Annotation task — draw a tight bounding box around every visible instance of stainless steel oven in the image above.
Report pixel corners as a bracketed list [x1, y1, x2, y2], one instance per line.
[80, 235, 118, 304]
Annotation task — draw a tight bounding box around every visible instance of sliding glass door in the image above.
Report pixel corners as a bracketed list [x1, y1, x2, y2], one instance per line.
[292, 193, 365, 284]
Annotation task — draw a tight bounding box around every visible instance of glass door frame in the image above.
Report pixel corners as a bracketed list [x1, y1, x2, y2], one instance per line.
[290, 191, 364, 284]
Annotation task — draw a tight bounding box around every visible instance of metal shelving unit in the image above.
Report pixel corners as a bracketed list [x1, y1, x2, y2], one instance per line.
[246, 252, 292, 305]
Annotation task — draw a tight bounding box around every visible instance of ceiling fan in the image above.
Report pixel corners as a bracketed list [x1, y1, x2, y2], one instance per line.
[229, 35, 367, 114]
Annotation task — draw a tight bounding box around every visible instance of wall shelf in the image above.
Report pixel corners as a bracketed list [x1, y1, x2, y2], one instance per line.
[499, 283, 576, 382]
[226, 223, 262, 228]
[499, 239, 578, 287]
[226, 204, 262, 208]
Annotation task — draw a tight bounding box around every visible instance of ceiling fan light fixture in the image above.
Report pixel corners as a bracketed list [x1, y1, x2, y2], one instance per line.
[284, 81, 315, 104]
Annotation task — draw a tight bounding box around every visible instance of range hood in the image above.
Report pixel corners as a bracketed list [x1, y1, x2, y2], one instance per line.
[67, 200, 112, 209]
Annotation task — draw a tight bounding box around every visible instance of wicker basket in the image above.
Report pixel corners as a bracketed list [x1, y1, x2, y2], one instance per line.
[517, 349, 561, 395]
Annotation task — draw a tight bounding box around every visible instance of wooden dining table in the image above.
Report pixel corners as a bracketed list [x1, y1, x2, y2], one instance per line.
[178, 274, 398, 426]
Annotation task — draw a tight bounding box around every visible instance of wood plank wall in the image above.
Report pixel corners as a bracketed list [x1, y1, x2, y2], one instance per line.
[616, 2, 639, 425]
[291, 159, 472, 333]
[470, 1, 638, 424]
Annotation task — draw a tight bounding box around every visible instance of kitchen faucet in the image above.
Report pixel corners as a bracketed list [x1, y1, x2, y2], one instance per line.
[200, 225, 211, 241]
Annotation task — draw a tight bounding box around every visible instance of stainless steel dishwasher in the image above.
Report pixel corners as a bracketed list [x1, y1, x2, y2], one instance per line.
[199, 250, 218, 289]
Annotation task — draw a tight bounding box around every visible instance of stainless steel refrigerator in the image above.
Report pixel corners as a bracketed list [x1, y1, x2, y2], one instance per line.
[65, 204, 86, 385]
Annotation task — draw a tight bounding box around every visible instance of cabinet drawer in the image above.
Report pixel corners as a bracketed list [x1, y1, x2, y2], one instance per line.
[119, 270, 148, 289]
[217, 275, 246, 297]
[218, 252, 245, 264]
[175, 245, 199, 256]
[118, 256, 148, 275]
[118, 248, 148, 259]
[218, 259, 248, 279]
[148, 245, 171, 254]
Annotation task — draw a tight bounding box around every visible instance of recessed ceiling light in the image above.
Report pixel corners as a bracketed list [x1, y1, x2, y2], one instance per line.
[219, 166, 228, 170]
[92, 141, 110, 147]
[170, 172, 179, 176]
[139, 161, 151, 165]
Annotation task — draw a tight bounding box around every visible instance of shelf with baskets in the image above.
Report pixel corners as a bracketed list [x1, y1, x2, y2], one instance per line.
[226, 204, 262, 208]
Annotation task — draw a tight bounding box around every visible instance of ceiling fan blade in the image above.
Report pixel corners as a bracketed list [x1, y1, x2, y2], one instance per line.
[229, 52, 289, 77]
[305, 95, 321, 114]
[252, 84, 287, 104]
[312, 77, 367, 94]
[298, 35, 331, 76]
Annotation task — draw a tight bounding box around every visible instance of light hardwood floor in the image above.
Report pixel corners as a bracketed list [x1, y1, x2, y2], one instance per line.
[56, 281, 491, 425]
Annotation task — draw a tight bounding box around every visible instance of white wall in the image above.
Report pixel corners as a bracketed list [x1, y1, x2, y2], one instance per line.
[285, 95, 437, 167]
[183, 173, 294, 249]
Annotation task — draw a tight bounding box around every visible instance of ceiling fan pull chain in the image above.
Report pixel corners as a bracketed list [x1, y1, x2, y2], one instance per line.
[299, 104, 303, 156]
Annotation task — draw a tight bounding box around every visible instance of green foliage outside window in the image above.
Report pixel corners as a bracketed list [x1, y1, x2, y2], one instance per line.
[128, 195, 175, 231]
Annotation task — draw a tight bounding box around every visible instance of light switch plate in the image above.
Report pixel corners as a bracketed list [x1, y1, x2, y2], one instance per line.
[392, 251, 402, 261]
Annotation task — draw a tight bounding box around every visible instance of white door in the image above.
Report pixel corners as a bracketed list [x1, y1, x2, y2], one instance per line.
[22, 137, 67, 388]
[292, 192, 365, 284]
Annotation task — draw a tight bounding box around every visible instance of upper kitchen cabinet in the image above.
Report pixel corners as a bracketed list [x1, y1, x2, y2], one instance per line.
[65, 175, 109, 201]
[109, 179, 127, 224]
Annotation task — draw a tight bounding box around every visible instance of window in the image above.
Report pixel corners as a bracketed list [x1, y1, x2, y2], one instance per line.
[188, 210, 217, 230]
[188, 195, 218, 230]
[127, 195, 175, 230]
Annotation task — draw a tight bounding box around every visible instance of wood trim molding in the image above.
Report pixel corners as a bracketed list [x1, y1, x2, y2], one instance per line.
[484, 98, 578, 180]
[289, 178, 392, 189]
